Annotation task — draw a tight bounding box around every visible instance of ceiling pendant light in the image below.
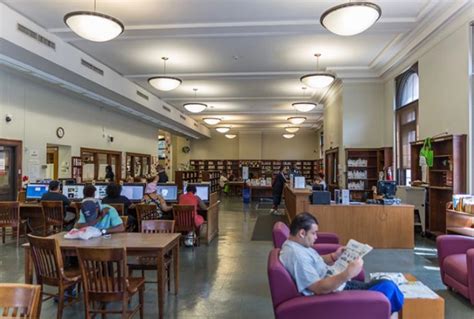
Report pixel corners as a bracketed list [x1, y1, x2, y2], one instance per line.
[292, 87, 317, 112]
[216, 126, 231, 133]
[285, 126, 300, 133]
[283, 133, 295, 139]
[148, 57, 182, 91]
[225, 134, 237, 139]
[203, 117, 221, 125]
[320, 1, 382, 36]
[300, 53, 336, 89]
[287, 117, 306, 125]
[183, 88, 207, 113]
[64, 0, 124, 42]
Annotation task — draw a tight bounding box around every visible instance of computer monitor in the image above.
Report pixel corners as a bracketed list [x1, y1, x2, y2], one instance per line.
[94, 183, 108, 200]
[120, 183, 145, 202]
[25, 183, 49, 200]
[312, 184, 324, 191]
[156, 184, 178, 202]
[377, 180, 397, 199]
[183, 183, 210, 202]
[62, 184, 85, 200]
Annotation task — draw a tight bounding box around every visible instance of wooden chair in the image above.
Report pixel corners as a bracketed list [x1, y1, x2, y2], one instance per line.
[40, 201, 64, 236]
[119, 216, 129, 231]
[77, 247, 145, 319]
[16, 191, 26, 203]
[172, 204, 200, 247]
[128, 220, 175, 289]
[27, 235, 81, 319]
[135, 204, 161, 232]
[0, 283, 41, 318]
[69, 202, 82, 224]
[108, 203, 125, 216]
[0, 201, 26, 246]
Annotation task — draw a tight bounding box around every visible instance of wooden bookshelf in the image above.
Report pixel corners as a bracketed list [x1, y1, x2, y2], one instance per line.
[71, 156, 82, 183]
[325, 148, 339, 195]
[446, 203, 474, 237]
[377, 147, 393, 175]
[410, 135, 467, 235]
[202, 170, 221, 194]
[174, 170, 199, 191]
[345, 148, 379, 201]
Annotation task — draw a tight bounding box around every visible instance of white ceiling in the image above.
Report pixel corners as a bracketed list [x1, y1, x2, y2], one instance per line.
[2, 0, 469, 133]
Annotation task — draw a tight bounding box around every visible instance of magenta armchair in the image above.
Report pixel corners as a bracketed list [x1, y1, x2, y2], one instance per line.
[437, 235, 474, 304]
[268, 249, 390, 319]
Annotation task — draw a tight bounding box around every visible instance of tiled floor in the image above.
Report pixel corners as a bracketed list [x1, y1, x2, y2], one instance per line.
[1, 197, 473, 318]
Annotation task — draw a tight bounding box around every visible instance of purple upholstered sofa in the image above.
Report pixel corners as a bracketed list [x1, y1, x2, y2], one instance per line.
[267, 248, 391, 319]
[437, 235, 474, 304]
[272, 221, 365, 281]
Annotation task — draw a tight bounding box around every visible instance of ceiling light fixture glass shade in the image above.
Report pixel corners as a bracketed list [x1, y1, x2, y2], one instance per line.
[292, 102, 317, 112]
[203, 117, 221, 125]
[285, 126, 300, 133]
[225, 134, 237, 139]
[283, 134, 295, 139]
[320, 2, 382, 36]
[300, 53, 336, 89]
[216, 126, 231, 133]
[288, 117, 306, 125]
[148, 57, 182, 91]
[183, 103, 207, 113]
[64, 11, 124, 42]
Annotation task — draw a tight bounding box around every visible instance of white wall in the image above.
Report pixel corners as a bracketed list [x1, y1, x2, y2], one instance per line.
[323, 82, 343, 151]
[239, 132, 262, 159]
[0, 67, 160, 180]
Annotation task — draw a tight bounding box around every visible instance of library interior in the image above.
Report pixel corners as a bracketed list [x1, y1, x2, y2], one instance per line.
[1, 1, 474, 318]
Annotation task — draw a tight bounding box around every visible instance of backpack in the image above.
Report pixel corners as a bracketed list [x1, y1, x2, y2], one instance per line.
[420, 138, 434, 167]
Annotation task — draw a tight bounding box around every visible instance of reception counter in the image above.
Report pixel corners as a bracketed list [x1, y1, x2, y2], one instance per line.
[284, 186, 414, 248]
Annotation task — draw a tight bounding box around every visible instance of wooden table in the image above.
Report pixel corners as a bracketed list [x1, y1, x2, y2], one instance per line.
[24, 232, 180, 319]
[401, 274, 444, 319]
[226, 181, 244, 196]
[249, 185, 272, 201]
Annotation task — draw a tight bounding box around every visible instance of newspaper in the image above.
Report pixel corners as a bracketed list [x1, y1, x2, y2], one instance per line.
[327, 239, 373, 276]
[370, 272, 439, 299]
[370, 272, 408, 285]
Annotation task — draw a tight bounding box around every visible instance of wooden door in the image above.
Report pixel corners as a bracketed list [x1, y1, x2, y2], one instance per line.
[46, 147, 58, 179]
[0, 139, 22, 201]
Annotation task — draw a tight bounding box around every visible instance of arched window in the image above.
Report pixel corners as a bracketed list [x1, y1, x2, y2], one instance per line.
[395, 63, 419, 185]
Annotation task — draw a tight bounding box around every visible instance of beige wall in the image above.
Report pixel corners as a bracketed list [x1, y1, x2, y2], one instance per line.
[189, 131, 319, 160]
[323, 81, 343, 151]
[0, 67, 159, 180]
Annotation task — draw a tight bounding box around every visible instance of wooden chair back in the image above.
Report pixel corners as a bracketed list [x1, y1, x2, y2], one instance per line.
[172, 205, 195, 233]
[141, 220, 175, 234]
[16, 191, 26, 203]
[40, 201, 64, 235]
[108, 203, 125, 216]
[135, 204, 161, 231]
[0, 283, 41, 318]
[27, 235, 64, 287]
[77, 247, 127, 302]
[0, 202, 20, 228]
[120, 216, 129, 228]
[69, 202, 81, 220]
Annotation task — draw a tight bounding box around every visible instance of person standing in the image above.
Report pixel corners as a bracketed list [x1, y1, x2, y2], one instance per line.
[270, 166, 287, 216]
[156, 165, 169, 183]
[105, 165, 115, 182]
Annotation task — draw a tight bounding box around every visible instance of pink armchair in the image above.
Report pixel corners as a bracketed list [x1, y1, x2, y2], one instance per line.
[268, 249, 390, 319]
[272, 221, 365, 281]
[436, 235, 474, 304]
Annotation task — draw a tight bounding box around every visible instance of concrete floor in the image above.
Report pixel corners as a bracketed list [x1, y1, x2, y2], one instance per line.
[1, 197, 473, 318]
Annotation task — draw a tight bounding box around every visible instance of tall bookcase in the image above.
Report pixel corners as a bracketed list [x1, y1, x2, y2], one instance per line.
[174, 170, 199, 191]
[377, 147, 393, 174]
[202, 170, 221, 193]
[345, 148, 378, 201]
[325, 148, 339, 195]
[71, 156, 82, 183]
[410, 135, 467, 235]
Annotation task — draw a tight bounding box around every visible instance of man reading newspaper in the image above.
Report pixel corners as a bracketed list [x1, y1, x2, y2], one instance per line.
[279, 212, 404, 316]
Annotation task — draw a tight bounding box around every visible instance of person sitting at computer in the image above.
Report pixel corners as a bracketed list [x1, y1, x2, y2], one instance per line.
[41, 180, 76, 223]
[178, 184, 207, 246]
[75, 199, 124, 234]
[102, 183, 132, 215]
[142, 182, 173, 219]
[312, 172, 327, 191]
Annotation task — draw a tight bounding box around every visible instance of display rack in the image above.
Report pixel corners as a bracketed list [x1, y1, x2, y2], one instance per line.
[202, 170, 221, 193]
[345, 148, 378, 201]
[411, 134, 466, 235]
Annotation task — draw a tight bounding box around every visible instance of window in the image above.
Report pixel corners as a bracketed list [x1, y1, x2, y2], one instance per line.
[395, 63, 419, 185]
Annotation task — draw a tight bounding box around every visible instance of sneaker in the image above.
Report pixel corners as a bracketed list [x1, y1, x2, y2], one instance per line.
[269, 209, 276, 214]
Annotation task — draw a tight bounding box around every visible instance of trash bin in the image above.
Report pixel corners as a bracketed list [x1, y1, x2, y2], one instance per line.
[242, 187, 251, 203]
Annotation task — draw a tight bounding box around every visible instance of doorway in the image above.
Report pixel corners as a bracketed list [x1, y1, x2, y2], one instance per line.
[0, 139, 22, 201]
[46, 146, 58, 180]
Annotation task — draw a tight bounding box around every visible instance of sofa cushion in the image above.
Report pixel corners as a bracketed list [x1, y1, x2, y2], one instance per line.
[443, 254, 468, 285]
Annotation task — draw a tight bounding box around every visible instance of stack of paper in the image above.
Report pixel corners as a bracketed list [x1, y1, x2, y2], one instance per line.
[327, 239, 373, 275]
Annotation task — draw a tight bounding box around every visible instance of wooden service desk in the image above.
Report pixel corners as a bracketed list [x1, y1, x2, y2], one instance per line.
[284, 186, 415, 248]
[249, 185, 272, 201]
[24, 232, 180, 319]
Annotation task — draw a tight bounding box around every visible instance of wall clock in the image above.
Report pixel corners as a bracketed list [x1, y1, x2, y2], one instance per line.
[56, 127, 65, 139]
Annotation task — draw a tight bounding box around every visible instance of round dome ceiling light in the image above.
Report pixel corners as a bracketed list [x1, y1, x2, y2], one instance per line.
[148, 57, 182, 91]
[300, 54, 336, 89]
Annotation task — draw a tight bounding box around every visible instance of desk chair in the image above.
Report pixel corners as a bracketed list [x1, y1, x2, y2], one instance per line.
[0, 283, 41, 318]
[0, 201, 26, 246]
[135, 204, 161, 232]
[108, 203, 125, 216]
[128, 220, 175, 290]
[27, 235, 81, 319]
[41, 201, 66, 236]
[172, 204, 200, 247]
[77, 247, 145, 319]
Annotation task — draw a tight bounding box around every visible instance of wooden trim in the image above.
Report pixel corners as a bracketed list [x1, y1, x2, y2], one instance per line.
[0, 139, 22, 194]
[80, 147, 122, 182]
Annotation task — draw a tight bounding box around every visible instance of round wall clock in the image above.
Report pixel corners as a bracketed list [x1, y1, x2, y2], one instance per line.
[56, 127, 65, 138]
